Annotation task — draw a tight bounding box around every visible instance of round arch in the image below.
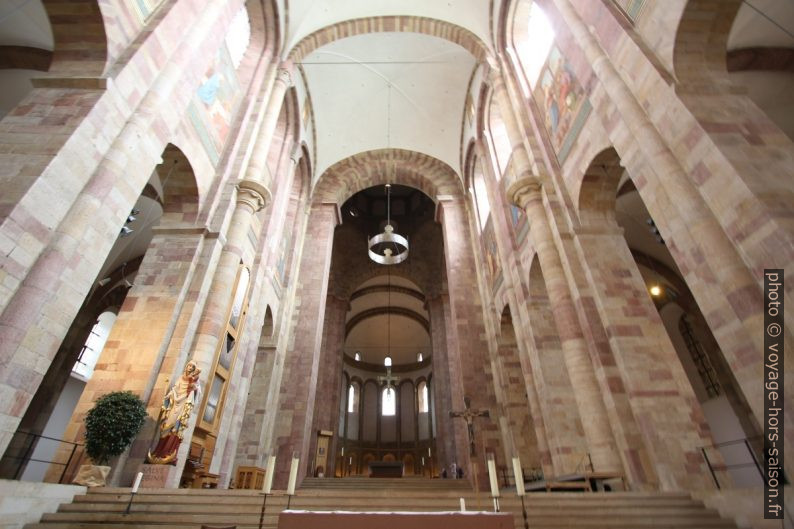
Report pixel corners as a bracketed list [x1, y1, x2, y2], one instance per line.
[672, 0, 743, 84]
[286, 16, 489, 63]
[158, 143, 201, 225]
[40, 0, 108, 75]
[312, 149, 463, 206]
[575, 147, 623, 229]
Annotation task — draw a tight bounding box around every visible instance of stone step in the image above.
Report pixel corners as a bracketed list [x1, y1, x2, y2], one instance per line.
[71, 492, 708, 510]
[28, 525, 274, 529]
[41, 510, 736, 527]
[25, 487, 739, 529]
[42, 512, 278, 525]
[60, 500, 719, 515]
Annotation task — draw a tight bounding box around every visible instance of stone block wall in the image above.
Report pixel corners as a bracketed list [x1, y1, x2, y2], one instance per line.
[0, 480, 85, 529]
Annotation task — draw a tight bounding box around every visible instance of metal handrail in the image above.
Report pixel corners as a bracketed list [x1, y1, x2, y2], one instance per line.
[2, 430, 83, 483]
[699, 435, 763, 489]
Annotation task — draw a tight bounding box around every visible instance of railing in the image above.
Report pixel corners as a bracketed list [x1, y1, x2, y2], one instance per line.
[0, 430, 82, 483]
[699, 435, 764, 489]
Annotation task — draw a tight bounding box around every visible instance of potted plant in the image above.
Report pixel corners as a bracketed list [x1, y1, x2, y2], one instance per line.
[73, 391, 147, 487]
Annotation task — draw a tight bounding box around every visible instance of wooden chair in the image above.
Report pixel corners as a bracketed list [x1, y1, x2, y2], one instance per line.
[181, 442, 219, 488]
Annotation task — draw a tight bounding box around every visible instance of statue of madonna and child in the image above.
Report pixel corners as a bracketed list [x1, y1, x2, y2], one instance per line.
[147, 360, 201, 465]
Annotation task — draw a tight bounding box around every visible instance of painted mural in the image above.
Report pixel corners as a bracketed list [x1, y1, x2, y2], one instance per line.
[533, 46, 591, 164]
[187, 45, 242, 165]
[509, 204, 529, 245]
[481, 218, 503, 293]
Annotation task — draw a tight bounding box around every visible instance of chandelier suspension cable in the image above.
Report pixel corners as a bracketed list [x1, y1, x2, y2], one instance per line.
[367, 81, 408, 265]
[387, 81, 391, 152]
[387, 262, 391, 377]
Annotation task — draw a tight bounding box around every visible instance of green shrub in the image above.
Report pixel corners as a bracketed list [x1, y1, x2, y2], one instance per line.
[84, 391, 147, 465]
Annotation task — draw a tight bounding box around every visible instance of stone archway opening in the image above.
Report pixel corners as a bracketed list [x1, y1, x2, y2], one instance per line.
[578, 147, 762, 489]
[3, 143, 203, 486]
[319, 183, 442, 479]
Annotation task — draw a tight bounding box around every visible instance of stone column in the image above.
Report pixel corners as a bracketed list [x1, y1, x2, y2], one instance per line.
[523, 277, 587, 477]
[490, 69, 621, 472]
[191, 181, 269, 377]
[310, 294, 348, 477]
[175, 65, 294, 478]
[493, 317, 540, 474]
[233, 148, 302, 470]
[437, 197, 504, 483]
[510, 180, 622, 473]
[274, 203, 339, 486]
[425, 293, 458, 473]
[575, 227, 714, 489]
[243, 65, 294, 192]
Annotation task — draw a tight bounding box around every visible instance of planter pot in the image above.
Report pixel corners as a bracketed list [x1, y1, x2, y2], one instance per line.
[72, 464, 111, 487]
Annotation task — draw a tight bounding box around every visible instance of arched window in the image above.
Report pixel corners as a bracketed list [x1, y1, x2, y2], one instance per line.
[354, 351, 361, 361]
[513, 3, 555, 96]
[347, 383, 359, 413]
[384, 356, 392, 367]
[471, 160, 491, 230]
[72, 311, 117, 380]
[487, 98, 512, 180]
[417, 381, 429, 413]
[382, 387, 396, 416]
[225, 6, 251, 69]
[417, 352, 423, 362]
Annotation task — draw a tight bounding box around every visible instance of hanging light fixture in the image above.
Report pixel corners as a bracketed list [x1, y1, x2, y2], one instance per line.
[368, 82, 409, 265]
[368, 184, 409, 264]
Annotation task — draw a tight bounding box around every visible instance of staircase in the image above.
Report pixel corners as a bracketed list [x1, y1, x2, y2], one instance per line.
[25, 477, 739, 529]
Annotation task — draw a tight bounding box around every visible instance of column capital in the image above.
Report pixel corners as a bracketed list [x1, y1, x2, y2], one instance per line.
[236, 179, 272, 212]
[485, 54, 502, 82]
[276, 61, 294, 87]
[506, 177, 543, 209]
[290, 142, 303, 164]
[487, 66, 504, 88]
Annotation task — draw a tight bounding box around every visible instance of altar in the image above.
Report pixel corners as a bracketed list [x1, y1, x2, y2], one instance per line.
[368, 460, 404, 478]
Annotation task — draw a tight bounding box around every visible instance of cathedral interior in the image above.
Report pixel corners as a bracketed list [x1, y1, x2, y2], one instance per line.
[0, 0, 791, 528]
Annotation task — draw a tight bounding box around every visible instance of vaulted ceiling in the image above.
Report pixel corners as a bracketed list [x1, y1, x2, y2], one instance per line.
[300, 32, 477, 178]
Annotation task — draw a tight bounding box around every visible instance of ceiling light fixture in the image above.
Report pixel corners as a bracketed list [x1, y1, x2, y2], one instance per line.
[121, 262, 133, 288]
[368, 184, 409, 264]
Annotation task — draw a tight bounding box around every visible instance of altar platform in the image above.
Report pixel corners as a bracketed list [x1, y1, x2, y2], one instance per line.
[368, 460, 404, 478]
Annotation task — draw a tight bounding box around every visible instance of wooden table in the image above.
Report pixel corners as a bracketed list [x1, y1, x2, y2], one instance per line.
[278, 511, 514, 529]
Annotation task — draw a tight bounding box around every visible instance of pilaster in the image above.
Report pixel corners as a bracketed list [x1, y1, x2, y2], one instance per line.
[273, 203, 339, 487]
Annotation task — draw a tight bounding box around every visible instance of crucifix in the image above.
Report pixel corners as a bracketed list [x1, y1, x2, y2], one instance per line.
[449, 396, 490, 456]
[377, 366, 400, 388]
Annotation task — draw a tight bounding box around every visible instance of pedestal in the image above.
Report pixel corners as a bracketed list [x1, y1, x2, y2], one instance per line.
[140, 463, 176, 488]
